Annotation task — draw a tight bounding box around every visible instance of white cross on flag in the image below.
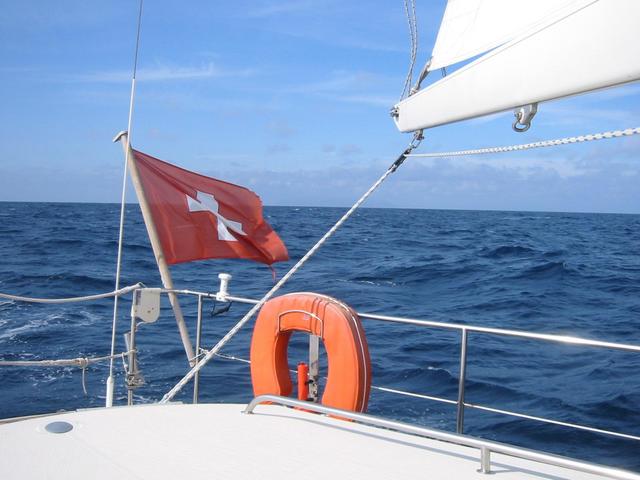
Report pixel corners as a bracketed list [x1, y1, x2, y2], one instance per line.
[131, 149, 289, 266]
[186, 191, 247, 242]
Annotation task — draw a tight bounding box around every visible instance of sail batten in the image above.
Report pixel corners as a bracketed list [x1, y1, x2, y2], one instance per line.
[394, 0, 640, 132]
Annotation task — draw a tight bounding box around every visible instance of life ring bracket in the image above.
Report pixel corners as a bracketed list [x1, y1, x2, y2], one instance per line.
[277, 309, 324, 339]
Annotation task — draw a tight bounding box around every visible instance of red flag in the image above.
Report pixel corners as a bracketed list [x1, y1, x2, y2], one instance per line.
[132, 149, 289, 266]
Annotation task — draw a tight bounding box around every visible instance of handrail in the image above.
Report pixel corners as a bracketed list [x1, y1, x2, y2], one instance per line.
[6, 283, 635, 449]
[213, 292, 640, 353]
[244, 395, 640, 480]
[359, 312, 640, 353]
[159, 285, 640, 442]
[202, 348, 640, 443]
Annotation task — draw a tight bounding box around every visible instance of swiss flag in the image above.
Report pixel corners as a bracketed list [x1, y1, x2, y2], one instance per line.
[132, 149, 289, 266]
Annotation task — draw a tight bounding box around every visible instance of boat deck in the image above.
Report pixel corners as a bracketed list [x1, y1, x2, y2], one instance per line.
[0, 403, 615, 479]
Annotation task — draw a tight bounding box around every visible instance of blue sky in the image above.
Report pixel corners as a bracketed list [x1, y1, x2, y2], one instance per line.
[0, 0, 638, 213]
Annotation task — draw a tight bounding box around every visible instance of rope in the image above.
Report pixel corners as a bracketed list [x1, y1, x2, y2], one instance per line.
[0, 283, 142, 304]
[159, 132, 424, 403]
[0, 351, 132, 368]
[406, 127, 640, 158]
[0, 351, 132, 397]
[400, 0, 418, 100]
[109, 0, 144, 396]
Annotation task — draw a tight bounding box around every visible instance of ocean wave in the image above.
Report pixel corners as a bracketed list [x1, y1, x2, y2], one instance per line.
[0, 318, 51, 342]
[543, 249, 565, 258]
[380, 365, 458, 392]
[512, 261, 571, 279]
[480, 245, 536, 258]
[359, 263, 482, 285]
[1, 204, 639, 470]
[49, 239, 87, 247]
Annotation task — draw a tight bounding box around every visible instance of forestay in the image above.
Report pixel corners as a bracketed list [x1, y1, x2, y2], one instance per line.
[393, 0, 640, 132]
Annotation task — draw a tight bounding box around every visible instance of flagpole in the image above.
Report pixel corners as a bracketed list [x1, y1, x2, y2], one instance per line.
[114, 131, 196, 367]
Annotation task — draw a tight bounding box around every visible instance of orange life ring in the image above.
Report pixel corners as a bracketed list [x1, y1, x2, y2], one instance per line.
[250, 293, 371, 412]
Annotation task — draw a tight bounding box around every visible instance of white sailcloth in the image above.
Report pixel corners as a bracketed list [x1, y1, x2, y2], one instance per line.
[430, 0, 594, 70]
[394, 0, 640, 132]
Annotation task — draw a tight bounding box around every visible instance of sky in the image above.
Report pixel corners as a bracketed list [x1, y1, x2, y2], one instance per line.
[0, 0, 638, 213]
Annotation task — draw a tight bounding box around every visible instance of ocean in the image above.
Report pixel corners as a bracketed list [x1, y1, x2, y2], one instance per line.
[0, 202, 639, 471]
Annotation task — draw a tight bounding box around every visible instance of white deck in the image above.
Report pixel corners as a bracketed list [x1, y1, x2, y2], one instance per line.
[0, 403, 612, 479]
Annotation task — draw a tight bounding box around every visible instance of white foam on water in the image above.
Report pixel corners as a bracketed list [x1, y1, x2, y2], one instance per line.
[30, 368, 74, 387]
[0, 318, 50, 341]
[72, 310, 103, 327]
[0, 310, 103, 342]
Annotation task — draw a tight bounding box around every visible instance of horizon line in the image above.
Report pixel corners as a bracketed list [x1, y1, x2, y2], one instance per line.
[0, 200, 638, 216]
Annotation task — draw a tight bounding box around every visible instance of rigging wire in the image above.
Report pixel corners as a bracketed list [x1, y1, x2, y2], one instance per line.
[405, 127, 640, 158]
[159, 130, 424, 404]
[107, 0, 144, 408]
[399, 0, 419, 100]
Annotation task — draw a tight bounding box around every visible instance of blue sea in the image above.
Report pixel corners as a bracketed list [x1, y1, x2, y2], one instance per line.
[0, 202, 639, 471]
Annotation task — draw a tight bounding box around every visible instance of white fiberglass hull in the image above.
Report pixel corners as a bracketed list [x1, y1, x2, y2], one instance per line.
[0, 403, 624, 479]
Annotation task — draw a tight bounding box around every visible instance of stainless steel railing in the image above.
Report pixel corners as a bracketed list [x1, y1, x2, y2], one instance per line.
[144, 277, 640, 445]
[244, 395, 640, 480]
[3, 278, 638, 447]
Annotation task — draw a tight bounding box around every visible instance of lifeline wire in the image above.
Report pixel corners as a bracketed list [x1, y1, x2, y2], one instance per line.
[0, 351, 132, 368]
[108, 0, 144, 390]
[201, 350, 640, 442]
[406, 127, 640, 158]
[0, 283, 142, 304]
[0, 351, 133, 398]
[160, 132, 424, 403]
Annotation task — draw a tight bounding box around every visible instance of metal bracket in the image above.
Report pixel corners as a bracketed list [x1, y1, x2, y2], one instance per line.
[277, 310, 324, 338]
[512, 103, 538, 132]
[274, 309, 322, 402]
[131, 288, 161, 323]
[410, 58, 432, 96]
[123, 331, 145, 390]
[308, 335, 320, 402]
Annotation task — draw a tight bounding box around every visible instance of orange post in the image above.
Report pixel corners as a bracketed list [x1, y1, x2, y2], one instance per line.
[297, 362, 309, 401]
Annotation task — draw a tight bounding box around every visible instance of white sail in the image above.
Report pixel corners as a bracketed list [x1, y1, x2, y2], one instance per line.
[394, 0, 640, 132]
[430, 0, 594, 70]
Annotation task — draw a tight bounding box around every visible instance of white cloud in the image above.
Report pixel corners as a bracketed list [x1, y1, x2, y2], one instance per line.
[540, 105, 636, 127]
[196, 153, 639, 212]
[281, 70, 398, 107]
[587, 82, 640, 101]
[329, 94, 396, 107]
[64, 63, 256, 83]
[286, 71, 387, 94]
[265, 120, 297, 138]
[247, 0, 321, 18]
